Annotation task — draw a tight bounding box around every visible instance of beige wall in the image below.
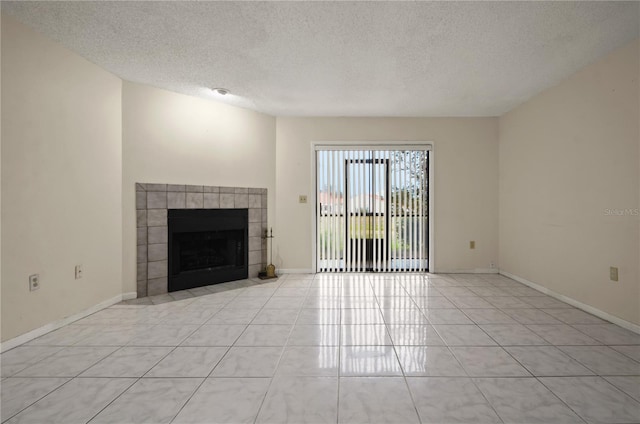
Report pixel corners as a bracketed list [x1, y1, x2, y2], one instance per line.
[1, 16, 123, 341]
[499, 40, 640, 325]
[122, 82, 276, 294]
[3, 12, 638, 341]
[275, 117, 499, 272]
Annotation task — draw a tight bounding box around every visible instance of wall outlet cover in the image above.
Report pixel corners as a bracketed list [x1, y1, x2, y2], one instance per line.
[610, 266, 619, 282]
[75, 265, 83, 280]
[29, 274, 40, 291]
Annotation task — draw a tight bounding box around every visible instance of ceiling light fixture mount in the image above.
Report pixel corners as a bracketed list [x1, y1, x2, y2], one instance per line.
[212, 88, 229, 96]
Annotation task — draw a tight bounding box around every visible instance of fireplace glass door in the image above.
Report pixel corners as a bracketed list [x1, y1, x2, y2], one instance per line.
[168, 208, 248, 291]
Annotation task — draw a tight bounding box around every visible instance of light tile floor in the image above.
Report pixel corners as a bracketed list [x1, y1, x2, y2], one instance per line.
[2, 273, 640, 423]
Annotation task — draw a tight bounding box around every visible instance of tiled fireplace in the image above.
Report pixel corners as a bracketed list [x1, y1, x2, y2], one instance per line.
[136, 183, 267, 297]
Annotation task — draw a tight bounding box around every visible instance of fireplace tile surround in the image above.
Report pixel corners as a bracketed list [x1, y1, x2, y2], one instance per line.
[136, 183, 267, 297]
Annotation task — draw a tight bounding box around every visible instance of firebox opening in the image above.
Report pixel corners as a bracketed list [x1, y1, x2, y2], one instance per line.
[168, 208, 248, 292]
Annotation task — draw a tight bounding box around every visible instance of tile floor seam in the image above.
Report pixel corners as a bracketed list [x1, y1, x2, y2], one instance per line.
[4, 272, 639, 424]
[610, 346, 640, 363]
[446, 344, 470, 378]
[332, 273, 344, 424]
[249, 281, 302, 424]
[466, 377, 507, 424]
[170, 278, 284, 423]
[0, 377, 74, 423]
[79, 300, 215, 424]
[601, 375, 640, 401]
[0, 347, 64, 378]
[77, 376, 139, 424]
[557, 345, 640, 377]
[166, 376, 210, 424]
[391, 335, 427, 423]
[370, 274, 425, 423]
[534, 376, 591, 424]
[337, 278, 344, 403]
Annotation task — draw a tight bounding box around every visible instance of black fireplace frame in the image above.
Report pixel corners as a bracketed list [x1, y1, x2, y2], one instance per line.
[168, 208, 248, 292]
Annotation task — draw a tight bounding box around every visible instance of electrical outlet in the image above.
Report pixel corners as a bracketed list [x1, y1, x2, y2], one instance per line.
[470, 241, 475, 249]
[610, 266, 618, 282]
[29, 274, 40, 291]
[75, 265, 83, 280]
[299, 195, 308, 204]
[490, 262, 495, 269]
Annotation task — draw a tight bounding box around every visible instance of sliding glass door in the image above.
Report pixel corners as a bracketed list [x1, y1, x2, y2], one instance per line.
[316, 147, 429, 272]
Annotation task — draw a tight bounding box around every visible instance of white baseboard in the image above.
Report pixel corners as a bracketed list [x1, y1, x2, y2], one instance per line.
[278, 268, 315, 274]
[1, 293, 129, 353]
[501, 270, 640, 335]
[122, 291, 137, 301]
[432, 268, 499, 274]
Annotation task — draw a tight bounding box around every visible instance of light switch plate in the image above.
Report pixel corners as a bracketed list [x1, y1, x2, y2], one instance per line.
[610, 266, 618, 282]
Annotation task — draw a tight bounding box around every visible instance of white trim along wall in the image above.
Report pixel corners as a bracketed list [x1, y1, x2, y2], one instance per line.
[501, 271, 640, 334]
[0, 292, 137, 353]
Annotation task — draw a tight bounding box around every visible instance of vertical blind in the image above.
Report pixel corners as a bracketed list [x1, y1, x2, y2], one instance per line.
[316, 147, 430, 273]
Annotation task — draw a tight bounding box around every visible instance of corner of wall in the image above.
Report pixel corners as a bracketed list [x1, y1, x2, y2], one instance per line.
[498, 39, 640, 326]
[1, 15, 124, 342]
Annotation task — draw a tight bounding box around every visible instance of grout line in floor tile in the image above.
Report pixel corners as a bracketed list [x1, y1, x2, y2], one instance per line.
[78, 376, 139, 424]
[0, 377, 75, 423]
[4, 272, 640, 424]
[534, 376, 591, 424]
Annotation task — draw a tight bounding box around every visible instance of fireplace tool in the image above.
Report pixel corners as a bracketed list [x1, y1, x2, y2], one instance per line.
[261, 228, 277, 279]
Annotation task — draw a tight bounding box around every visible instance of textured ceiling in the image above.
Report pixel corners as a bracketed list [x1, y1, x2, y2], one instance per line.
[2, 1, 638, 117]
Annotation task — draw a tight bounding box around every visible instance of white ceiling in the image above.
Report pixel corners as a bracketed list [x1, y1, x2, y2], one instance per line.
[2, 1, 638, 117]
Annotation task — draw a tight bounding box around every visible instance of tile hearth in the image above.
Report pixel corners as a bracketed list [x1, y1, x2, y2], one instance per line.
[2, 273, 639, 424]
[136, 183, 267, 297]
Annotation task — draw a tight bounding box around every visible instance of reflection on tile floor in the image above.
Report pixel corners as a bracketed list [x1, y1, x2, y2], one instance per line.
[2, 273, 640, 423]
